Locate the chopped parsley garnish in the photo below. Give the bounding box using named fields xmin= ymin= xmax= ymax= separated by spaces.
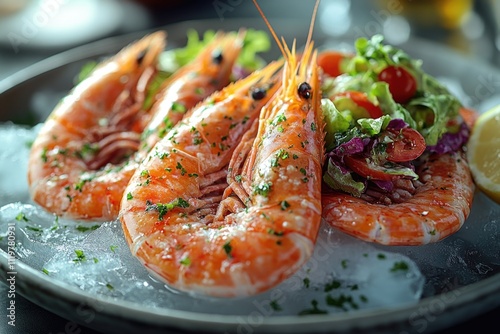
xmin=180 ymin=257 xmax=191 ymax=266
xmin=15 ymin=212 xmax=29 ymax=222
xmin=390 ymin=260 xmax=409 ymax=272
xmin=171 ymin=101 xmax=186 ymax=113
xmin=270 ymin=300 xmax=282 ymax=311
xmin=280 ymin=200 xmax=290 ymax=211
xmin=146 ymin=198 xmax=190 ymax=220
xmin=324 ymin=280 xmax=341 ymax=292
xmin=223 ymin=240 xmax=233 ymax=258
xmin=73 ymin=249 xmax=86 ymax=263
xmin=253 ymin=181 xmax=272 ymax=197
xmin=176 ymin=162 xmax=187 ymax=176
xmin=298 ymin=300 xmax=328 ymax=315
xmin=75 ymin=225 xmax=99 ymax=232
xmin=326 ymin=294 xmax=358 ymax=310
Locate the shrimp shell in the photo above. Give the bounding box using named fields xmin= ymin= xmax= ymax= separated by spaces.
xmin=322 ymin=150 xmax=475 ymax=245
xmin=120 ymin=40 xmax=324 ymax=296
xmin=28 ymin=31 xmax=166 ymax=221
xmin=28 ymin=30 xmax=244 ymax=222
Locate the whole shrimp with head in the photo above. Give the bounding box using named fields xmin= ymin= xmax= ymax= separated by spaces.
xmin=28 ymin=30 xmax=244 ymax=221
xmin=120 ymin=0 xmax=324 ymax=297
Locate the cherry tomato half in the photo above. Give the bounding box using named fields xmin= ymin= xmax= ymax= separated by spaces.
xmin=334 ymin=91 xmax=384 ymax=119
xmin=378 ymin=65 xmax=417 ymax=104
xmin=344 ymin=155 xmax=396 ymax=181
xmin=385 ymin=127 xmax=426 ymax=162
xmin=317 ymin=51 xmax=350 ymax=77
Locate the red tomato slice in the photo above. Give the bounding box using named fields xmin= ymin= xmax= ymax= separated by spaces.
xmin=335 ymin=91 xmax=384 ymax=119
xmin=317 ymin=51 xmax=349 ymax=77
xmin=344 ymin=155 xmax=395 ymax=181
xmin=378 ymin=65 xmax=417 ymax=104
xmin=385 ymin=128 xmax=426 ymax=162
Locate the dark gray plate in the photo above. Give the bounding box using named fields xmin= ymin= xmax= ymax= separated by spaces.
xmin=1 ymin=18 xmax=500 ymax=334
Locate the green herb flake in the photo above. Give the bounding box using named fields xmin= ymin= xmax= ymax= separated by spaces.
xmin=270 ymin=300 xmax=282 ymax=311
xmin=324 ymin=280 xmax=341 ymax=292
xmin=176 ymin=162 xmax=187 ymax=176
xmin=42 ymin=268 xmax=49 ymax=275
xmin=146 ymin=198 xmax=190 ymax=220
xmin=298 ymin=300 xmax=328 ymax=316
xmin=253 ymin=182 xmax=272 ymax=197
xmin=171 ymin=101 xmax=187 ymax=113
xmin=326 ymin=294 xmax=358 ymax=310
xmin=223 ymin=240 xmax=233 ymax=258
xmin=377 ymin=253 xmax=386 ymax=260
xmin=25 ymin=225 xmax=42 ymax=232
xmin=15 ymin=212 xmax=29 ymax=222
xmin=75 ymin=225 xmax=99 ymax=232
xmin=73 ymin=249 xmax=86 ymax=263
xmin=106 ymin=283 xmax=114 ymax=290
xmin=110 ymin=245 xmax=118 ymax=253
xmin=40 ymin=148 xmax=48 ymax=162
xmin=127 ymin=192 xmax=133 ymax=200
xmin=280 ymin=200 xmax=290 ymax=211
xmin=303 ymin=277 xmax=310 ymax=288
xmin=180 ymin=257 xmax=191 ymax=266
xmin=390 ymin=261 xmax=409 ymax=272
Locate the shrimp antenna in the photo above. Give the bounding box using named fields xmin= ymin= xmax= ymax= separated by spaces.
xmin=306 ymin=0 xmax=321 ymax=49
xmin=251 ymin=0 xmax=286 ymax=59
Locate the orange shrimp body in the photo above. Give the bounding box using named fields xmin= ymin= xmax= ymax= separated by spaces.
xmin=322 ymin=150 xmax=475 ymax=245
xmin=141 ymin=31 xmax=245 ymax=153
xmin=28 ymin=32 xmax=166 ymax=221
xmin=120 ymin=38 xmax=324 ymax=296
xmin=28 ymin=31 xmax=244 ymax=222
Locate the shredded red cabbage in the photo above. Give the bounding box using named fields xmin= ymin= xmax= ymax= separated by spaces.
xmin=426 ymin=122 xmax=469 ymax=154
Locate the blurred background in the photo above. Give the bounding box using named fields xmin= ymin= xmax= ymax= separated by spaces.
xmin=1 ymin=0 xmax=500 ymax=333
xmin=0 ymin=0 xmax=499 ymax=82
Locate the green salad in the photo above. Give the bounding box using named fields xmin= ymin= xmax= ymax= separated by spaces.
xmin=319 ymin=35 xmax=469 ymax=199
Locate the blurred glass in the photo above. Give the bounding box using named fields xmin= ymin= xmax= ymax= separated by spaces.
xmin=396 ymin=0 xmax=472 ymax=30
xmin=0 ymin=0 xmax=31 ymax=16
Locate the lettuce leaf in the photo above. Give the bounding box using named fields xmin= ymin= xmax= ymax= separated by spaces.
xmin=158 ymin=29 xmax=270 ymax=75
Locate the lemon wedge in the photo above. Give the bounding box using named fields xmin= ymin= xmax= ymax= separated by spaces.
xmin=466 ymin=105 xmax=500 ymax=204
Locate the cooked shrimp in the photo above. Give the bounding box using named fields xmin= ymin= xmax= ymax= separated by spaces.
xmin=141 ymin=30 xmax=246 ymax=153
xmin=120 ymin=20 xmax=324 ymax=297
xmin=322 ymin=150 xmax=475 ymax=245
xmin=28 ymin=31 xmax=244 ymax=222
xmin=28 ymin=31 xmax=166 ymax=221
